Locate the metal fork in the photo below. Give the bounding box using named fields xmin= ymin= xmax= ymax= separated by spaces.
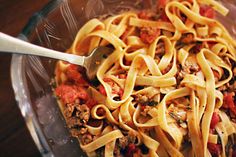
xmin=0 ymin=32 xmax=113 ymax=80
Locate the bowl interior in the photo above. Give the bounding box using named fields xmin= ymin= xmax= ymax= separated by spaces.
xmin=11 ymin=0 xmax=236 ymax=157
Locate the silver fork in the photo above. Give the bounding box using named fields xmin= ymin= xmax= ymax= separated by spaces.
xmin=0 ymin=32 xmax=113 ymax=80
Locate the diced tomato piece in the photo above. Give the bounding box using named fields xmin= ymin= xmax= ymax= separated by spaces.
xmin=160 ymin=11 xmax=170 ymax=22
xmin=86 ymin=98 xmax=97 ymax=109
xmin=121 ymin=28 xmax=131 ymax=41
xmin=102 ymin=77 xmax=123 ymax=98
xmin=210 ymin=112 xmax=220 ymax=129
xmin=111 ymin=88 xmax=124 ymax=98
xmin=111 ymin=85 xmax=123 ymax=98
xmin=138 ymin=10 xmax=152 ymax=20
xmin=223 ymin=93 xmax=236 ymax=115
xmin=87 ymin=119 xmax=102 ymax=127
xmin=96 ymin=108 xmax=105 ymax=116
xmin=208 ymin=41 xmax=217 ymax=48
xmin=138 ymin=11 xmax=149 ymax=20
xmin=103 ymin=78 xmax=115 ymax=87
xmin=55 ymin=85 xmax=81 ymax=104
xmin=200 ymin=5 xmax=215 ymax=19
xmin=118 ymin=74 xmax=127 ymax=79
xmin=98 ymin=85 xmax=107 ymax=96
xmin=140 ymin=27 xmax=160 ymax=44
xmin=76 ymin=86 xmax=89 ymax=100
xmin=125 ymin=144 xmax=137 ymax=157
xmin=212 ymin=70 xmax=220 ymax=80
xmin=207 ymin=143 xmax=221 ymax=157
xmin=157 ymin=0 xmax=169 ymax=10
xmin=193 ymin=43 xmax=203 ymax=53
xmin=103 ymin=77 xmax=114 ymax=83
xmin=66 ymin=64 xmax=87 ymax=85
xmin=55 ymin=84 xmax=88 ymax=104
xmin=141 ymin=105 xmax=146 ymax=111
xmin=118 ymin=88 xmax=124 ymax=98
xmin=125 ymin=59 xmax=132 ymax=66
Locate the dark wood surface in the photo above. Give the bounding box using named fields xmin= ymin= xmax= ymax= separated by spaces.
xmin=0 ymin=0 xmax=50 ymax=156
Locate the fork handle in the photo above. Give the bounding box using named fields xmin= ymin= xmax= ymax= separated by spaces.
xmin=0 ymin=32 xmax=85 ymax=66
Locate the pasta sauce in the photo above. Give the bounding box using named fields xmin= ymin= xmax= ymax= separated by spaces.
xmin=54 ymin=0 xmax=236 ymax=156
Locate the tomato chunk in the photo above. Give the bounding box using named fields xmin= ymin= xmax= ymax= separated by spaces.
xmin=160 ymin=11 xmax=170 ymax=22
xmin=207 ymin=143 xmax=221 ymax=157
xmin=138 ymin=10 xmax=153 ymax=20
xmin=200 ymin=5 xmax=215 ymax=19
xmin=55 ymin=85 xmax=79 ymax=104
xmin=101 ymin=78 xmax=123 ymax=98
xmin=86 ymin=98 xmax=97 ymax=109
xmin=66 ymin=64 xmax=87 ymax=85
xmin=55 ymin=84 xmax=88 ymax=104
xmin=125 ymin=144 xmax=137 ymax=157
xmin=210 ymin=112 xmax=220 ymax=129
xmin=223 ymin=93 xmax=236 ymax=115
xmin=98 ymin=85 xmax=107 ymax=96
xmin=156 ymin=0 xmax=169 ymax=10
xmin=77 ymin=86 xmax=89 ymax=100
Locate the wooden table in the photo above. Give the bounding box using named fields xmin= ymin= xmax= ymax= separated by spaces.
xmin=0 ymin=0 xmax=50 ymax=156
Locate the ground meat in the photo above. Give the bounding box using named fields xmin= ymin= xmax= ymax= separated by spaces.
xmin=162 ymin=63 xmax=172 ymax=74
xmin=176 ymin=33 xmax=195 ymax=49
xmin=95 ymin=147 xmax=105 ymax=157
xmin=180 ymin=33 xmax=194 ymax=44
xmin=219 ymin=82 xmax=236 ymax=93
xmin=183 ymin=64 xmax=200 ymax=74
xmin=117 ymin=131 xmax=137 ymax=151
xmin=74 ymin=104 xmax=90 ymax=123
xmin=176 ymin=69 xmax=185 ymax=83
xmin=128 ymin=131 xmax=137 ymax=144
xmin=140 ymin=27 xmax=160 ymax=44
xmin=155 ymin=41 xmax=165 ymax=55
xmin=133 ymin=149 xmax=142 ymax=157
xmin=118 ymin=136 xmax=129 ymax=149
xmin=81 ymin=133 xmax=93 ymax=145
xmin=177 ymin=57 xmax=200 ymax=76
xmin=79 ymin=127 xmax=88 ymax=135
xmin=135 ymin=94 xmax=159 ymax=107
xmin=140 ymin=106 xmax=152 ymax=117
xmin=207 ymin=143 xmax=222 ymax=157
xmin=156 ymin=0 xmax=169 ymax=11
xmin=64 ymin=103 xmax=90 ymax=128
xmin=124 ymin=143 xmax=138 ymax=157
xmin=189 ymin=42 xmax=204 ymax=53
xmin=67 ymin=117 xmax=83 ymax=128
xmin=138 ymin=10 xmax=157 ymax=20
xmin=135 ymin=94 xmax=149 ymax=104
xmin=114 ymin=145 xmax=122 ymax=157
xmin=64 ymin=103 xmax=75 ymax=118
xmin=103 ymin=78 xmax=124 ymax=98
xmin=70 ymin=128 xmax=81 ymax=138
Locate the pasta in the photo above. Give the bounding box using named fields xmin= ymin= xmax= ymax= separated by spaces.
xmin=54 ymin=0 xmax=236 ymax=156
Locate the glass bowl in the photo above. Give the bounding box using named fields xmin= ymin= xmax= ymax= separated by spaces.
xmin=10 ymin=0 xmax=236 ymax=157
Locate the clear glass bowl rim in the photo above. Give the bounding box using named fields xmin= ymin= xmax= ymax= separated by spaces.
xmin=11 ymin=0 xmax=64 ymax=156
